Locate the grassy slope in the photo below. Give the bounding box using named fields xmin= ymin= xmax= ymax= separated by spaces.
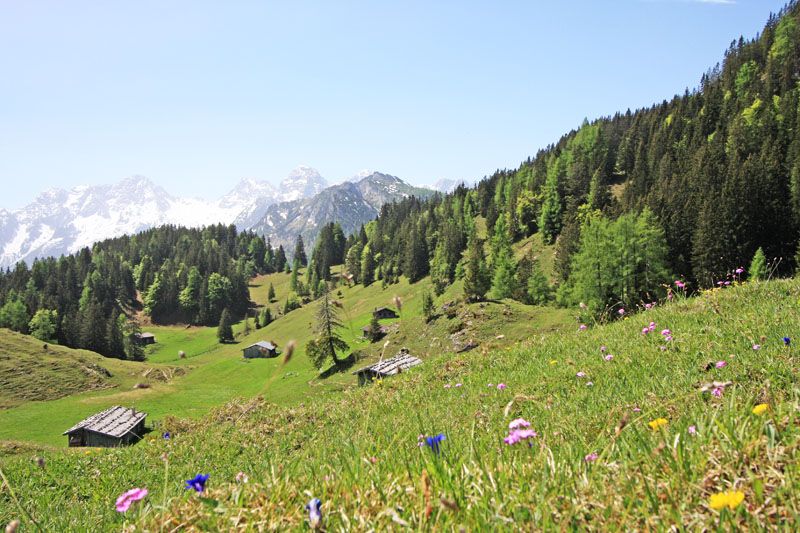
xmin=2 ymin=279 xmax=799 ymax=530
xmin=0 ymin=260 xmax=569 ymax=447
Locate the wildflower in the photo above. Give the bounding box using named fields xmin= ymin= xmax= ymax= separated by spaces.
xmin=115 ymin=488 xmax=148 ymax=513
xmin=604 ymin=354 xmax=614 ymax=361
xmin=648 ymin=322 xmax=656 ymax=332
xmin=162 ymin=432 xmax=170 ymax=440
xmin=548 ymin=359 xmax=557 ymax=365
xmin=752 ymin=344 xmax=761 ymax=350
xmin=688 ymin=425 xmax=697 ymax=435
xmin=455 ymin=383 xmax=462 ymax=388
xmin=600 ymin=345 xmax=607 ymax=352
xmin=235 ymin=472 xmax=249 ymax=483
xmin=712 ymin=387 xmax=723 ymax=398
xmin=444 ymin=384 xmax=451 ymax=389
xmin=306 ymin=498 xmax=323 ymax=529
xmin=579 ymin=324 xmax=587 ymax=331
xmin=34 ymin=456 xmax=45 ymax=469
xmin=576 ymin=371 xmax=586 ymax=378
xmin=648 ymin=418 xmax=668 ymax=430
xmin=424 ymin=433 xmax=446 ymax=455
xmin=783 ymin=337 xmax=791 ymax=346
xmin=645 ymin=303 xmax=652 ymax=310
xmin=632 ymin=406 xmax=641 ymax=412
xmin=642 ymin=327 xmax=649 ymax=335
xmin=735 ymin=267 xmax=744 ymax=275
xmin=497 ymin=383 xmax=507 ymax=390
xmin=659 ymin=345 xmax=667 ymax=351
xmin=661 ymin=329 xmax=671 ymax=337
xmin=508 ymin=418 xmax=531 ymax=430
xmin=584 ymin=452 xmax=598 ymax=462
xmin=504 ymin=429 xmax=538 ymax=445
xmin=185 ymin=474 xmax=209 ymax=493
xmin=709 ymin=490 xmax=744 ymax=511
xmin=369 ymin=456 xmax=378 ymax=464
xmin=417 ymin=434 xmax=425 ymax=447
xmin=586 ymin=381 xmax=594 ymax=387
xmin=618 ymin=308 xmax=625 ymax=316
xmin=752 ymin=403 xmax=769 ymax=415
xmin=724 ymin=281 xmax=731 ymax=286
xmin=715 ymin=361 xmax=727 ymax=369
xmin=675 ymin=280 xmax=685 ymax=289
xmin=487 ymin=383 xmax=494 ymax=387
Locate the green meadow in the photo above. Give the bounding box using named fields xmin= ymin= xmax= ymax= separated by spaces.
xmin=1 ymin=277 xmax=798 ymax=529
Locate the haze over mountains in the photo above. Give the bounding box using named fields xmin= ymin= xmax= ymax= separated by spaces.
xmin=0 ymin=167 xmax=446 ymax=267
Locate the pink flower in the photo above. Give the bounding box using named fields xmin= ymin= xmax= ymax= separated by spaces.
xmin=712 ymin=387 xmax=723 ymax=397
xmin=455 ymin=383 xmax=463 ymax=388
xmin=618 ymin=309 xmax=625 ymax=316
xmin=644 ymin=303 xmax=652 ymax=310
xmin=115 ymin=488 xmax=148 ymax=513
xmin=642 ymin=327 xmax=650 ymax=335
xmin=586 ymin=381 xmax=594 ymax=387
xmin=444 ymin=384 xmax=451 ymax=389
xmin=632 ymin=406 xmax=641 ymax=412
xmin=600 ymin=345 xmax=607 ymax=352
xmin=579 ymin=324 xmax=588 ymax=331
xmin=584 ymin=452 xmax=598 ymax=462
xmin=235 ymin=472 xmax=249 ymax=483
xmin=688 ymin=425 xmax=697 ymax=435
xmin=576 ymin=371 xmax=586 ymax=378
xmin=715 ymin=361 xmax=727 ymax=369
xmin=752 ymin=344 xmax=761 ymax=351
xmin=496 ymin=383 xmax=507 ymax=390
xmin=675 ymin=280 xmax=685 ymax=289
xmin=648 ymin=322 xmax=656 ymax=332
xmin=735 ymin=267 xmax=744 ymax=275
xmin=661 ymin=329 xmax=671 ymax=337
xmin=604 ymin=354 xmax=614 ymax=361
xmin=508 ymin=418 xmax=531 ymax=430
xmin=504 ymin=428 xmax=538 ymax=445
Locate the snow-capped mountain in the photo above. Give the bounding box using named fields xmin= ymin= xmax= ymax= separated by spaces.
xmin=249 ymin=172 xmax=434 ymax=253
xmin=429 ymin=178 xmax=468 ymax=193
xmin=0 ymin=167 xmax=328 ymax=267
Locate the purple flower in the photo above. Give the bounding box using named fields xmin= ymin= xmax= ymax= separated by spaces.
xmin=661 ymin=329 xmax=671 ymax=337
xmin=162 ymin=432 xmax=170 ymax=440
xmin=306 ymin=498 xmax=322 ymax=528
xmin=576 ymin=371 xmax=586 ymax=378
xmin=712 ymin=387 xmax=723 ymax=398
xmin=675 ymin=280 xmax=685 ymax=289
xmin=455 ymin=383 xmax=462 ymax=388
xmin=600 ymin=345 xmax=607 ymax=353
xmin=425 ymin=433 xmax=446 ymax=455
xmin=688 ymin=425 xmax=697 ymax=435
xmin=584 ymin=452 xmax=598 ymax=462
xmin=642 ymin=327 xmax=650 ymax=335
xmin=508 ymin=418 xmax=531 ymax=430
xmin=715 ymin=361 xmax=727 ymax=369
xmin=752 ymin=344 xmax=761 ymax=351
xmin=185 ymin=474 xmax=209 ymax=493
xmin=632 ymin=406 xmax=641 ymax=412
xmin=735 ymin=267 xmax=744 ymax=275
xmin=586 ymin=381 xmax=594 ymax=387
xmin=783 ymin=337 xmax=791 ymax=347
xmin=116 ymin=488 xmax=148 ymax=512
xmin=604 ymin=354 xmax=614 ymax=361
xmin=497 ymin=383 xmax=507 ymax=390
xmin=579 ymin=324 xmax=587 ymax=331
xmin=504 ymin=429 xmax=537 ymax=445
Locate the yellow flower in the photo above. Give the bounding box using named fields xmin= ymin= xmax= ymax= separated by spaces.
xmin=709 ymin=490 xmax=745 ymax=510
xmin=752 ymin=403 xmax=769 ymax=415
xmin=648 ymin=418 xmax=668 ymax=430
xmin=549 ymin=359 xmax=557 ymax=365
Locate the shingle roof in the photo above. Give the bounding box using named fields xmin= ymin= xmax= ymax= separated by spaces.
xmin=353 ymin=354 xmax=422 ymax=377
xmin=63 ymin=406 xmax=147 ymax=438
xmin=248 ymin=341 xmax=276 ymax=350
xmin=138 ymin=332 xmax=155 ymax=339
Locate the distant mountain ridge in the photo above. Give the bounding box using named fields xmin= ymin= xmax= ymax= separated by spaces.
xmin=249 ymin=172 xmax=436 ymax=252
xmin=0 ymin=168 xmax=433 ymax=267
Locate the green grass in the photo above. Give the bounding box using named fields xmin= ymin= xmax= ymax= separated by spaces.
xmin=2 ymin=279 xmax=799 ymax=529
xmin=0 ymin=267 xmax=569 ymax=449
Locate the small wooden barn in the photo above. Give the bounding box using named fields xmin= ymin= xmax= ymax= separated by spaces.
xmin=372 ymin=307 xmax=399 ymax=320
xmin=63 ymin=406 xmax=147 ymax=447
xmin=243 ymin=341 xmax=279 ymax=358
xmin=133 ymin=332 xmax=156 ymax=345
xmin=361 ymin=324 xmax=389 ymax=337
xmin=353 ymin=350 xmax=422 ymax=385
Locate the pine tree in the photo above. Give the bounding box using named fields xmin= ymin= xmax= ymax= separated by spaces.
xmin=307 ymin=287 xmax=348 ymax=368
xmin=267 ymin=283 xmax=276 ymax=302
xmin=490 ymin=214 xmax=516 ymax=299
xmin=367 ymin=313 xmax=382 ymax=342
xmin=294 ymin=235 xmax=307 ymax=267
xmin=106 ymin=311 xmax=125 ymax=358
xmin=463 ymin=230 xmax=490 ymax=301
xmin=217 ymin=308 xmax=234 ymax=343
xmin=421 ymin=290 xmax=435 ymax=322
xmin=749 ymin=246 xmax=767 ymax=280
xmin=539 ymin=170 xmax=562 ymax=244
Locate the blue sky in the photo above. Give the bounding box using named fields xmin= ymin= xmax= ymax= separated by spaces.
xmin=0 ymin=0 xmax=788 ymax=208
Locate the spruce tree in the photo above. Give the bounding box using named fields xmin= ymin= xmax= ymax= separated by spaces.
xmin=539 ymin=171 xmax=562 ymax=244
xmin=463 ymin=230 xmax=490 ymax=301
xmin=294 ymin=235 xmax=308 ymax=267
xmin=308 ymin=286 xmax=348 ymax=367
xmin=749 ymin=247 xmax=767 ymax=280
xmin=421 ymin=290 xmax=435 ymax=322
xmin=267 ymin=283 xmax=276 ymax=302
xmin=217 ymin=308 xmax=234 ymax=343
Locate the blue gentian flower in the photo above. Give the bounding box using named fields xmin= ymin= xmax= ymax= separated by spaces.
xmin=784 ymin=337 xmax=791 ymax=346
xmin=425 ymin=433 xmax=446 ymax=455
xmin=185 ymin=474 xmax=209 ymax=492
xmin=162 ymin=431 xmax=171 ymax=439
xmin=306 ymin=497 xmax=322 ymax=528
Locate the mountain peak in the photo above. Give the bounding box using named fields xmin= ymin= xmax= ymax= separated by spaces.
xmin=279 ymin=166 xmax=328 ymax=202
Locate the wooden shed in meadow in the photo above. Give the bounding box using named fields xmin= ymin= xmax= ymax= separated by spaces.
xmin=372 ymin=307 xmax=399 ymax=320
xmin=133 ymin=332 xmax=156 ymax=345
xmin=243 ymin=341 xmax=279 ymax=358
xmin=63 ymin=406 xmax=147 ymax=447
xmin=353 ymin=350 xmax=422 ymax=385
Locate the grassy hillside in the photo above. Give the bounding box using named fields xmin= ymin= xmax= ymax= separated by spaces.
xmin=2 ymin=278 xmax=798 ymax=530
xmin=0 ymin=264 xmax=569 ymax=447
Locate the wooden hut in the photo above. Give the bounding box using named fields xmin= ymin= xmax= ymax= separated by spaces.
xmin=372 ymin=307 xmax=399 ymax=319
xmin=63 ymin=406 xmax=147 ymax=447
xmin=243 ymin=341 xmax=279 ymax=358
xmin=353 ymin=350 xmax=422 ymax=385
xmin=133 ymin=332 xmax=156 ymax=345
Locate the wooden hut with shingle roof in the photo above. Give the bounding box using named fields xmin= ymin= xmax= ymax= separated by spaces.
xmin=63 ymin=406 xmax=147 ymax=447
xmin=352 ymin=349 xmax=422 ymax=385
